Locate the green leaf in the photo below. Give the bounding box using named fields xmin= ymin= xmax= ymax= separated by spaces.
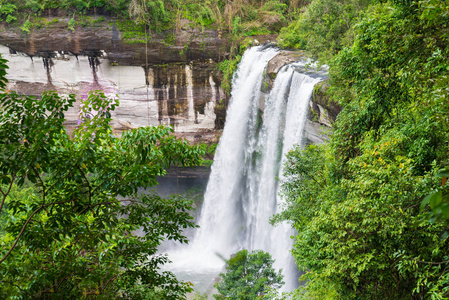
xmin=435 ymin=169 xmax=449 ymax=177
xmin=429 ymin=191 xmax=443 ymax=209
xmin=421 ymin=193 xmax=432 ymax=211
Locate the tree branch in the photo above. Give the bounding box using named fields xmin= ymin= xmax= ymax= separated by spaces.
xmin=77 ymin=198 xmax=141 ymax=215
xmin=0 ymin=199 xmax=73 ymax=264
xmin=30 ymin=165 xmax=46 ymax=206
xmin=0 ymin=175 xmax=15 ymax=214
xmin=55 ymin=273 xmax=72 ymax=292
xmin=415 ymin=259 xmax=449 ymax=265
xmin=76 ymin=165 xmax=92 ymax=207
xmin=0 ymin=280 xmax=25 ymax=292
xmin=101 ymin=274 xmax=119 ymax=292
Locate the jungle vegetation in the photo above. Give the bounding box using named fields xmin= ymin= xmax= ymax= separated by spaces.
xmin=214 ymin=250 xmax=284 ymax=300
xmin=274 ymin=0 xmax=449 ymax=298
xmin=0 ymin=0 xmax=448 ymax=298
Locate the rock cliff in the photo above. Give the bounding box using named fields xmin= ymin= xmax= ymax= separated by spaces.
xmin=265 ymin=51 xmax=339 ymax=145
xmin=0 ymin=17 xmax=229 ymax=143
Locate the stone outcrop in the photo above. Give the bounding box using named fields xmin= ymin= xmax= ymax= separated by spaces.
xmin=262 ymin=50 xmax=305 ymax=92
xmin=303 ymin=119 xmax=330 ymax=144
xmin=304 ymin=80 xmax=343 ymax=144
xmin=0 ymin=18 xmax=231 ymax=144
xmin=265 ymin=51 xmax=336 ymax=145
xmin=266 ymin=50 xmax=305 ymax=79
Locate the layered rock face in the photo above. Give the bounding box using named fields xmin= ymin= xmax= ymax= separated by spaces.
xmin=0 ymin=18 xmax=228 ymax=143
xmin=265 ymin=51 xmax=339 ymax=145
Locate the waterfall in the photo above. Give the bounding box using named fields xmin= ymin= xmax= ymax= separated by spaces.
xmin=164 ymin=45 xmax=324 ymax=293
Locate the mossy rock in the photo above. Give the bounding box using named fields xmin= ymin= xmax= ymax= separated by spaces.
xmin=312 ymin=80 xmax=341 ymax=124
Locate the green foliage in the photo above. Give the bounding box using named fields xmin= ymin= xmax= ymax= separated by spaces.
xmin=278 ymin=0 xmax=372 ymax=61
xmin=20 ymin=19 xmax=33 ymax=33
xmin=201 ymin=159 xmax=213 ymax=168
xmin=421 ymin=168 xmax=449 ymax=233
xmin=217 ymin=56 xmax=241 ymax=95
xmin=0 ymin=56 xmax=8 ymax=89
xmin=0 ymin=2 xmax=17 ymax=23
xmin=206 ymin=142 xmax=218 ymax=156
xmin=68 ymin=16 xmax=77 ymax=32
xmin=276 ymin=0 xmax=449 ymax=298
xmin=116 ymin=20 xmax=147 ymax=44
xmin=0 ymin=0 xmax=298 ymax=33
xmin=181 ymin=2 xmax=216 ymax=28
xmin=0 ymin=64 xmax=206 ymax=298
xmin=279 ymin=144 xmax=448 ymax=299
xmin=214 ymin=249 xmax=284 ymax=300
xmin=128 ymin=0 xmax=171 ymax=31
xmin=192 ymin=291 xmax=208 ymax=300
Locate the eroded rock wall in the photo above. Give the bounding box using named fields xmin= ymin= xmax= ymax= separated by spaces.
xmin=0 ymin=19 xmax=229 ymax=143
xmin=265 ymin=51 xmax=336 ymax=145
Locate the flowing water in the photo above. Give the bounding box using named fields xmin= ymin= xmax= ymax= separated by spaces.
xmin=164 ymin=45 xmax=324 ymax=295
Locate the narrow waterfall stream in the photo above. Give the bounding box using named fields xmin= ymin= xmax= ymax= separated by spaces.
xmin=164 ymin=45 xmax=325 ymax=295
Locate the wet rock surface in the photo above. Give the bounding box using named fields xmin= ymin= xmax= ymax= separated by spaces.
xmin=303 ymin=119 xmax=330 ymax=145
xmin=311 ymin=80 xmax=341 ymax=126
xmin=0 ymin=21 xmax=231 ymax=143
xmin=0 ymin=18 xmax=231 ymax=144
xmin=266 ymin=50 xmax=306 ymax=79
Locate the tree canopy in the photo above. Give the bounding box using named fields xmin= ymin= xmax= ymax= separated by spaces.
xmin=0 ymin=55 xmax=206 ymax=298
xmin=214 ymin=249 xmax=284 ymax=300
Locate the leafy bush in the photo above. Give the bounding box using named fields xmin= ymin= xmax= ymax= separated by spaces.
xmin=214 ymin=250 xmax=284 ymax=299
xmin=278 ymin=0 xmax=372 ymax=61
xmin=68 ymin=17 xmax=77 ymax=31
xmin=0 ymin=3 xmax=17 ymax=23
xmin=20 ymin=19 xmax=32 ymax=33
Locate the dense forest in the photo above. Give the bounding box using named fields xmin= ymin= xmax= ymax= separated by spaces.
xmin=0 ymin=0 xmax=448 ymax=299
xmin=276 ymin=0 xmax=449 ymax=299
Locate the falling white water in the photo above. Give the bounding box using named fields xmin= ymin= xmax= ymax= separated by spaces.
xmin=164 ymin=46 xmax=324 ymax=294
